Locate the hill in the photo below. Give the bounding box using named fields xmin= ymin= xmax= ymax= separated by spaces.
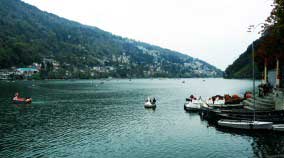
xmin=0 ymin=0 xmax=223 ymax=78
xmin=225 ymin=0 xmax=283 ymax=79
xmin=224 ymin=40 xmax=261 ymax=79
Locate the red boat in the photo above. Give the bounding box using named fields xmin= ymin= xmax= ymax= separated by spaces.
xmin=13 ymin=98 xmax=32 ymax=104
xmin=12 ymin=92 xmax=32 ymax=104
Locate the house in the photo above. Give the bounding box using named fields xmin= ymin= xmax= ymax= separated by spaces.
xmin=0 ymin=69 xmax=14 ymax=80
xmin=16 ymin=68 xmax=39 ymax=77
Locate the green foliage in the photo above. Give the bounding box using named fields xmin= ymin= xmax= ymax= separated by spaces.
xmin=225 ymin=0 xmax=284 ymax=79
xmin=32 ymin=73 xmax=41 ymax=80
xmin=0 ymin=0 xmax=223 ymax=78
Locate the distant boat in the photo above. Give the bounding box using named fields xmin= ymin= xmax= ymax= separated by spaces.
xmin=13 ymin=98 xmax=32 ymax=104
xmin=218 ymin=119 xmax=273 ymax=130
xmin=144 ymin=97 xmax=156 ymax=109
xmin=182 ymin=81 xmax=185 ymax=83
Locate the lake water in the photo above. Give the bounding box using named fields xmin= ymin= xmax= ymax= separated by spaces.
xmin=1 ymin=78 xmax=284 ymax=158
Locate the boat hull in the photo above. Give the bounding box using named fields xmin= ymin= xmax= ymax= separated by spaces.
xmin=144 ymin=105 xmax=156 ymax=109
xmin=218 ymin=119 xmax=273 ymax=130
xmin=272 ymin=124 xmax=284 ymax=131
xmin=144 ymin=102 xmax=156 ymax=109
xmin=184 ymin=103 xmax=200 ymax=112
xmin=199 ymin=103 xmax=244 ymax=122
xmin=13 ymin=98 xmax=32 ymax=104
xmin=200 ymin=104 xmax=284 ymax=123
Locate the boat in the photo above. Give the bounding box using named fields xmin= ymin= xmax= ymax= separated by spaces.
xmin=218 ymin=119 xmax=273 ymax=130
xmin=144 ymin=97 xmax=156 ymax=109
xmin=205 ymin=95 xmax=242 ymax=106
xmin=13 ymin=97 xmax=32 ymax=104
xmin=217 ymin=44 xmax=274 ymax=130
xmin=224 ymin=94 xmax=243 ymax=104
xmin=272 ymin=124 xmax=284 ymax=131
xmin=199 ymin=98 xmax=244 ymax=121
xmin=205 ymin=97 xmax=225 ymax=106
xmin=201 ymin=108 xmax=284 ymax=123
xmin=208 ymin=103 xmax=243 ymax=109
xmin=184 ymin=99 xmax=202 ymax=112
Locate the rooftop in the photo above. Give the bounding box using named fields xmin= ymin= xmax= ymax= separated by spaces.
xmin=17 ymin=68 xmax=38 ymax=72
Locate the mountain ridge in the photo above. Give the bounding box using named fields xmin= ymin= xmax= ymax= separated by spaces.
xmin=0 ymin=0 xmax=223 ymax=78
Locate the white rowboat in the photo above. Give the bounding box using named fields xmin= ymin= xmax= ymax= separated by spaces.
xmin=184 ymin=99 xmax=202 ymax=112
xmin=272 ymin=124 xmax=284 ymax=131
xmin=144 ymin=101 xmax=156 ymax=108
xmin=218 ymin=119 xmax=273 ymax=130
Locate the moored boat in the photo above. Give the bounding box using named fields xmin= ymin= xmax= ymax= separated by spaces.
xmin=216 ymin=109 xmax=284 ymax=123
xmin=218 ymin=119 xmax=273 ymax=130
xmin=272 ymin=124 xmax=284 ymax=131
xmin=184 ymin=99 xmax=202 ymax=112
xmin=184 ymin=95 xmax=202 ymax=112
xmin=200 ymin=107 xmax=284 ymax=123
xmin=205 ymin=94 xmax=243 ymax=106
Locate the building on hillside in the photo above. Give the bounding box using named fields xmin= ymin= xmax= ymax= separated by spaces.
xmin=257 ymin=53 xmax=284 ymax=110
xmin=42 ymin=58 xmax=60 ymax=71
xmin=0 ymin=69 xmax=14 ymax=80
xmin=31 ymin=63 xmax=41 ymax=70
xmin=16 ymin=68 xmax=39 ymax=77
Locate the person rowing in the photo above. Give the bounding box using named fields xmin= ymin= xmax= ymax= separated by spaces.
xmin=13 ymin=92 xmax=32 ymax=104
xmin=13 ymin=92 xmax=25 ymax=101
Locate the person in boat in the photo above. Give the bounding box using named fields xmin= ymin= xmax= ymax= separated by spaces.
xmin=13 ymin=92 xmax=25 ymax=102
xmin=258 ymin=84 xmax=264 ymax=97
xmin=190 ymin=95 xmax=194 ymax=99
xmin=13 ymin=92 xmax=32 ymax=103
xmin=152 ymin=97 xmax=156 ymax=104
xmin=189 ymin=95 xmax=196 ymax=101
xmin=265 ymin=82 xmax=273 ymax=96
xmin=244 ymin=91 xmax=253 ymax=99
xmin=212 ymin=96 xmax=216 ymax=104
xmin=146 ymin=97 xmax=150 ymax=102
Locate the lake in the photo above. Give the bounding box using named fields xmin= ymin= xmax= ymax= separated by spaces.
xmin=1 ymin=78 xmax=284 ymax=158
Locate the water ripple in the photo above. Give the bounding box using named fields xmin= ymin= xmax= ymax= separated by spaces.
xmin=0 ymin=79 xmax=282 ymax=158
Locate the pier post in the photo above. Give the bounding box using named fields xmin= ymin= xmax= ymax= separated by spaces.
xmin=262 ymin=58 xmax=268 ymax=84
xmin=276 ymin=58 xmax=280 ymax=88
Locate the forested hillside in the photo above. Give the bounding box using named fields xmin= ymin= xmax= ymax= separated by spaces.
xmin=225 ymin=0 xmax=283 ymax=79
xmin=225 ymin=41 xmax=261 ymax=79
xmin=0 ymin=0 xmax=223 ymax=78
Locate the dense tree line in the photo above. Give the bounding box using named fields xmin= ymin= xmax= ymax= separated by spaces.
xmin=0 ymin=0 xmax=222 ymax=78
xmin=225 ymin=0 xmax=284 ymax=79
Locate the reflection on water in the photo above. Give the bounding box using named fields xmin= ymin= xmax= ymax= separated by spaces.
xmin=0 ymin=78 xmax=283 ymax=158
xmin=213 ymin=126 xmax=284 ymax=157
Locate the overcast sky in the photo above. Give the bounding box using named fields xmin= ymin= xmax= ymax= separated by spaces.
xmin=22 ymin=0 xmax=273 ymax=70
